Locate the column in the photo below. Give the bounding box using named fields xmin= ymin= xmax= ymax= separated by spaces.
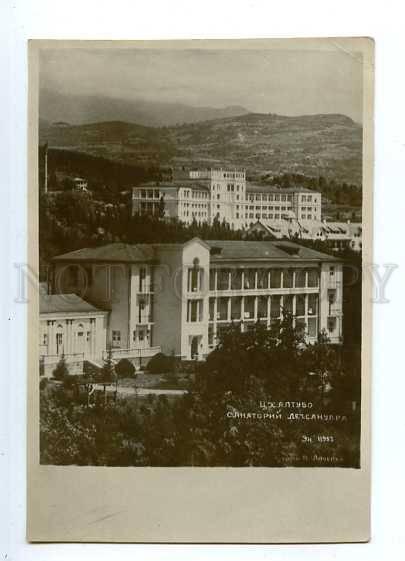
xmin=267 ymin=296 xmax=271 ymax=327
xmin=49 ymin=321 xmax=55 ymax=355
xmin=254 ymin=296 xmax=258 ymax=321
xmin=241 ymin=297 xmax=245 ymax=332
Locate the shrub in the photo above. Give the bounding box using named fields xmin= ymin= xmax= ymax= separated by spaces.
xmin=115 ymin=358 xmax=136 ymax=379
xmin=146 ymin=352 xmax=175 ymax=374
xmin=39 ymin=377 xmax=48 ymax=391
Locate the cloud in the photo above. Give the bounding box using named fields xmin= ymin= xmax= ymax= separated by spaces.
xmin=40 ymin=46 xmax=362 ymax=121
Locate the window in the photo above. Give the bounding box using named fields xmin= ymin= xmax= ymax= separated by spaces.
xmin=257 ymin=296 xmax=268 ymax=319
xmin=283 ymin=295 xmax=293 ymax=315
xmin=257 ymin=269 xmax=269 ymax=289
xmin=187 ymin=264 xmax=201 ymax=292
xmin=231 ymin=297 xmax=242 ymax=320
xmin=217 ymin=269 xmax=230 ymax=291
xmin=270 ymin=269 xmax=282 ymax=288
xmin=307 ymin=317 xmax=317 ymax=338
xmin=56 ymin=326 xmax=63 ymax=354
xmin=210 ymin=269 xmax=216 ymax=290
xmin=244 ymin=296 xmax=255 ymax=319
xmin=217 ymin=297 xmax=229 ymax=320
xmin=112 ymin=330 xmax=121 ymax=348
xmin=231 ymin=269 xmax=242 ymax=290
xmin=295 ymin=270 xmax=306 ymax=288
xmin=308 ymin=294 xmax=318 ymax=316
xmin=283 ymin=269 xmax=294 ymax=288
xmin=244 ymin=269 xmax=256 ymax=290
xmin=270 ymin=295 xmax=281 ymax=319
xmin=307 ymin=269 xmax=319 ymax=287
xmin=187 ymin=299 xmax=203 ymax=322
xmin=328 ymin=289 xmax=336 ymax=314
xmin=327 ymin=317 xmax=337 ymax=332
xmin=139 ymin=267 xmax=146 ymax=291
xmin=296 ymin=295 xmax=306 ymax=317
xmin=209 ymin=298 xmax=215 ymax=321
xmin=42 ymin=333 xmax=48 ymax=346
xmin=208 ymin=325 xmax=214 ymax=347
xmin=329 ymin=266 xmax=335 ymax=276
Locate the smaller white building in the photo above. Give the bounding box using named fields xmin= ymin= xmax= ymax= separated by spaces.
xmin=39 ymin=293 xmax=108 ymax=377
xmin=73 ymin=177 xmax=88 ymax=192
xmin=249 ymin=218 xmax=362 ymax=251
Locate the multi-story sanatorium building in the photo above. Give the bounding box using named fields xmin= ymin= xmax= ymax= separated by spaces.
xmin=132 ymin=169 xmax=322 ymax=229
xmin=40 ymin=238 xmax=343 ymax=375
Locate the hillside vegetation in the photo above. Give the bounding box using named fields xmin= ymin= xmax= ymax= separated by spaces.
xmin=40 ymin=112 xmax=362 ymax=185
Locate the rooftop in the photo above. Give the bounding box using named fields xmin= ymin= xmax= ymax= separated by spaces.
xmin=246 ymin=183 xmax=320 ymax=194
xmin=52 ymin=239 xmax=338 ymax=265
xmin=40 ymin=293 xmax=104 ymax=314
xmin=53 ymin=243 xmax=156 ymax=263
xmin=206 ymin=240 xmax=338 ymax=262
xmin=135 ymin=180 xmax=210 ymax=192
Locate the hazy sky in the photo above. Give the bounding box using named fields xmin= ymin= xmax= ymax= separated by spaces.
xmin=40 ymin=47 xmax=363 ymax=122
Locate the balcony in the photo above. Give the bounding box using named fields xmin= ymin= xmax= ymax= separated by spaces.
xmin=137 ymin=314 xmax=154 ymax=325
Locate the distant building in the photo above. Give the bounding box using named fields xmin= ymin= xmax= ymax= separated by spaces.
xmin=44 ymin=238 xmax=343 ymax=374
xmin=248 ymin=218 xmax=362 ymax=251
xmin=73 ymin=177 xmax=88 ymax=192
xmin=132 ymin=168 xmax=322 ymax=229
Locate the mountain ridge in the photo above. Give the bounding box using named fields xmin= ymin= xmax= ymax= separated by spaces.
xmin=39 ymin=111 xmax=362 ymax=185
xmin=39 ymin=89 xmax=250 ymax=127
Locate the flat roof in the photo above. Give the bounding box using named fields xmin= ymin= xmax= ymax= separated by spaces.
xmin=40 ymin=293 xmax=105 ymax=314
xmin=135 ymin=180 xmax=210 ymax=192
xmin=246 ymin=183 xmax=320 ymax=194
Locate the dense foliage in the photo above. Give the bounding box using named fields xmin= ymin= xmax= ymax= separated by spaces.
xmin=39 ymin=190 xmax=244 ymax=278
xmin=40 ymin=317 xmax=360 ymax=467
xmin=260 ymin=172 xmax=362 ymax=207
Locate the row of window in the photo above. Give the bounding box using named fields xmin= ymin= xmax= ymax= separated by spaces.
xmin=208 ymin=294 xmax=319 ymax=322
xmin=41 ymin=328 xmax=92 ymax=347
xmin=182 ymin=190 xmax=210 ymax=199
xmin=139 ymin=189 xmax=160 ymax=199
xmin=248 ymin=194 xmax=293 ymax=202
xmin=212 ymin=172 xmax=245 ymax=180
xmin=248 ymin=205 xmax=290 ymax=211
xmin=111 ymin=328 xmax=152 ymax=347
xmin=209 ymin=268 xmax=319 ymax=291
xmin=208 ymin=315 xmax=321 ymax=345
xmin=182 ymin=202 xmax=209 ymax=209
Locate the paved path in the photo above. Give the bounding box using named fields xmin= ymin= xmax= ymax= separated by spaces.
xmin=93 ymin=384 xmax=187 ymax=396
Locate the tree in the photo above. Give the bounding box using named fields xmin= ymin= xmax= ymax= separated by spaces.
xmin=115 ymin=358 xmax=136 ymax=379
xmin=158 ymin=196 xmax=165 ymax=219
xmin=53 ymin=354 xmax=69 ymax=381
xmin=100 ymin=348 xmax=116 ymax=384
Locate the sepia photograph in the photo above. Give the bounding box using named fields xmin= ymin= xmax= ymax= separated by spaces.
xmin=36 ymin=41 xmax=365 ymax=469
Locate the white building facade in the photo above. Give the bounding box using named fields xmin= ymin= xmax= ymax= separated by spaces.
xmin=46 ymin=239 xmax=343 ymax=369
xmin=39 ymin=293 xmax=108 ymax=377
xmin=132 ymin=169 xmax=321 ymax=229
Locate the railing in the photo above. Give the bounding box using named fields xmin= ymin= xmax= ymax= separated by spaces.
xmin=137 ymin=314 xmax=154 ymax=324
xmin=39 ymin=352 xmax=84 ymax=365
xmin=329 ymin=304 xmax=343 ymax=317
xmin=102 ymin=346 xmax=161 ymax=361
xmin=137 ymin=284 xmax=154 ymax=294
